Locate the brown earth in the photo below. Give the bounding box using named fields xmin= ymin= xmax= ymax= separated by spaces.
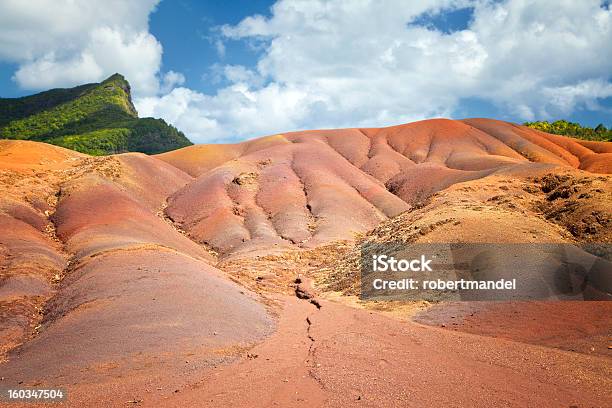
xmin=0 ymin=118 xmax=610 ymax=407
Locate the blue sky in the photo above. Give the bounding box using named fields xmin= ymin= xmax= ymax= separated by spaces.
xmin=0 ymin=1 xmax=610 ymax=143
xmin=149 ymin=0 xmax=273 ymax=95
xmin=0 ymin=1 xmax=274 ymax=98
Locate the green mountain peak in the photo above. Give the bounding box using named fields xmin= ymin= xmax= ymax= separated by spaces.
xmin=0 ymin=74 xmax=192 ymax=155
xmin=103 ymin=73 xmax=128 ymax=83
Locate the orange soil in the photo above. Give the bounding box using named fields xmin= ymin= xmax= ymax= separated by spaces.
xmin=0 ymin=119 xmax=610 ymax=407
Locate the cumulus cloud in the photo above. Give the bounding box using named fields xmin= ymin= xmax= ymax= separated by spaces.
xmin=160 ymin=70 xmax=186 ymax=94
xmin=2 ymin=0 xmax=611 ymax=143
xmin=0 ymin=0 xmax=164 ymax=97
xmin=543 ymin=79 xmax=612 ymax=114
xmin=14 ymin=27 xmax=162 ymax=95
xmin=136 ymin=0 xmax=612 ymax=143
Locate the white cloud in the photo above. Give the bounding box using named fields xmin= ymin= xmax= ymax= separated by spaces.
xmin=135 ymin=0 xmax=612 ymax=143
xmin=543 ymin=79 xmax=612 ymax=114
xmin=13 ymin=52 xmax=104 ymax=90
xmin=160 ymin=70 xmax=186 ymax=94
xmin=2 ymin=0 xmax=611 ymax=143
xmin=14 ymin=27 xmax=163 ymax=96
xmin=137 ymin=82 xmax=322 ymax=142
xmin=0 ymin=0 xmax=164 ymax=97
xmin=214 ymin=39 xmax=226 ymax=58
xmin=223 ymin=65 xmax=263 ymax=86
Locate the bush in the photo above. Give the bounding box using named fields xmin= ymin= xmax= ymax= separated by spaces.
xmin=524 ymin=120 xmax=611 ymax=142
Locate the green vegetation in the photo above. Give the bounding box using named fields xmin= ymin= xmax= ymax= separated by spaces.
xmin=524 ymin=120 xmax=611 ymax=142
xmin=0 ymin=74 xmax=192 ymax=155
xmin=48 ymin=128 xmax=130 ymax=156
xmin=0 ymin=83 xmax=98 ymax=127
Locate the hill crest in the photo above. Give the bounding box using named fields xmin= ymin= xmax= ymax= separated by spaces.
xmin=0 ymin=74 xmax=191 ymax=155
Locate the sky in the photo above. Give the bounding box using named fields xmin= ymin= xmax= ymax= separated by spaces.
xmin=0 ymin=0 xmax=610 ymax=143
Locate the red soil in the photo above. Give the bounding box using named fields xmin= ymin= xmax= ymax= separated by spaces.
xmin=159 ymin=119 xmax=611 ymax=259
xmin=0 ymin=119 xmax=610 ymax=407
xmin=7 ymin=295 xmax=609 ymax=407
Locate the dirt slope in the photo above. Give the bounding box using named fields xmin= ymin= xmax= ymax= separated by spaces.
xmin=158 ymin=119 xmax=611 ymax=259
xmin=0 ymin=140 xmax=272 ymax=377
xmin=0 ymin=118 xmax=610 ymax=407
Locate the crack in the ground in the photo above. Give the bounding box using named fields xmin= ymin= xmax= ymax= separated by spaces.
xmin=294 ymin=277 xmax=322 ymax=309
xmin=293 ymin=276 xmax=325 ymax=390
xmin=305 ymin=315 xmax=316 ymax=367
